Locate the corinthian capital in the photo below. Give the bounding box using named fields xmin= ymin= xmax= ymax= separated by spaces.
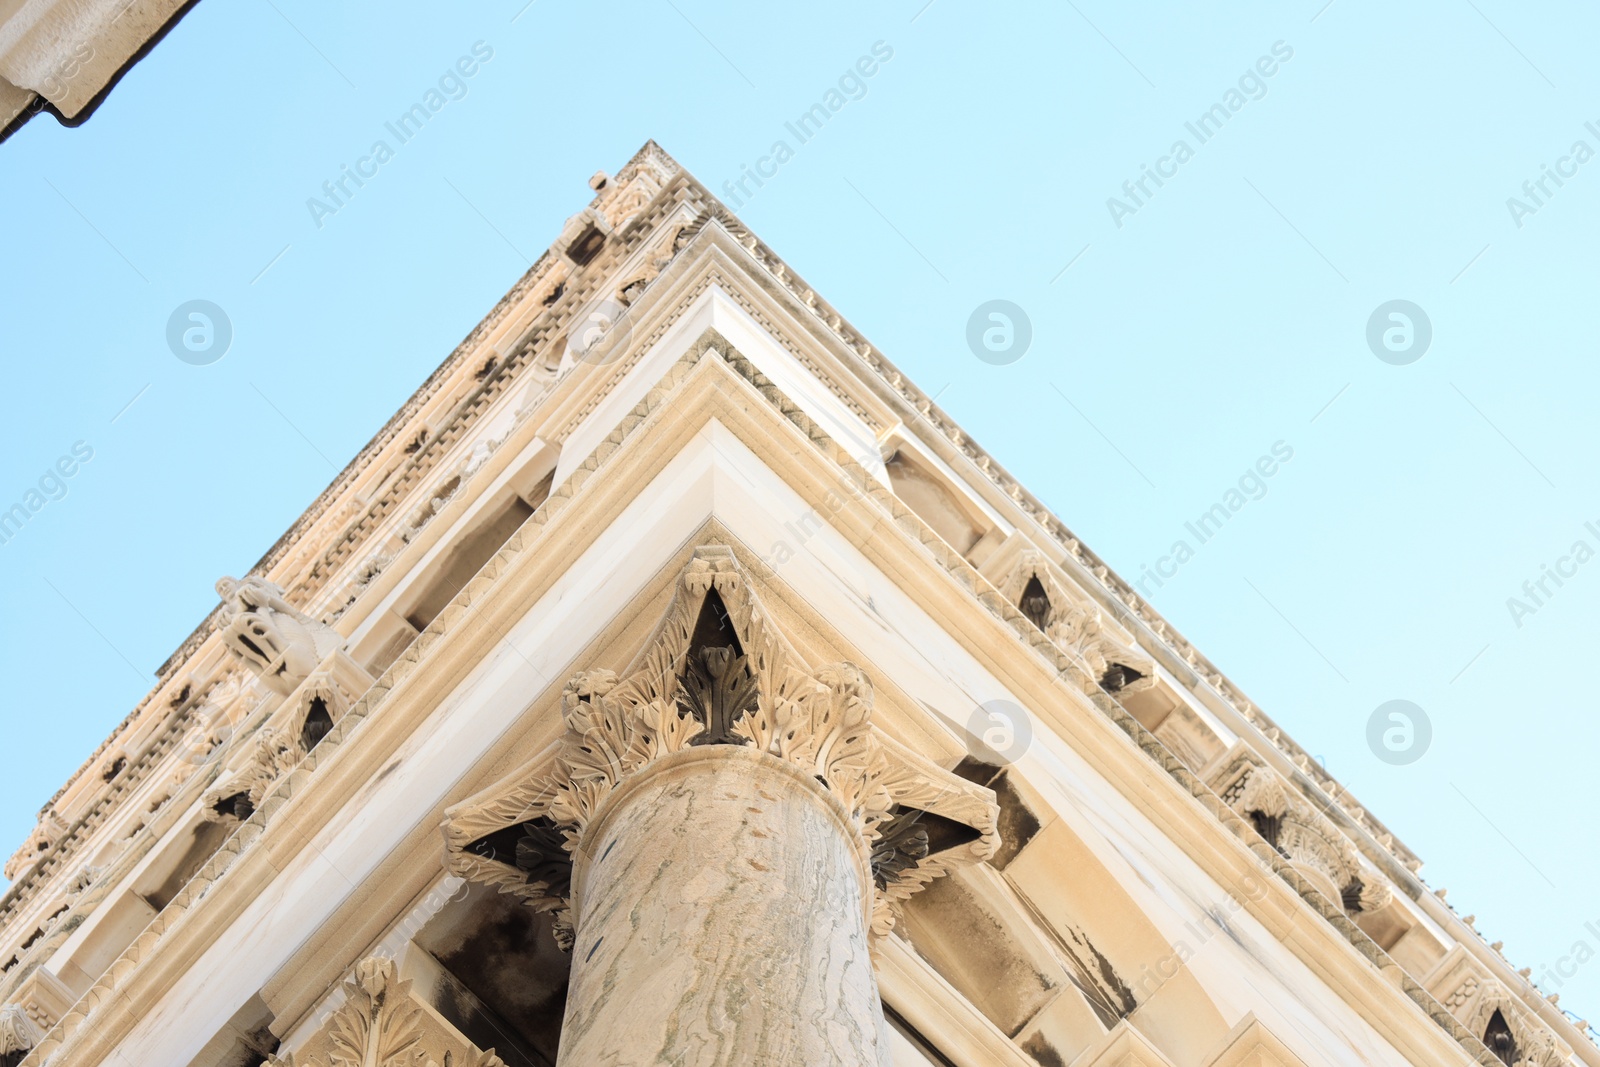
xmin=268 ymin=956 xmax=506 ymax=1067
xmin=443 ymin=545 xmax=998 ymax=943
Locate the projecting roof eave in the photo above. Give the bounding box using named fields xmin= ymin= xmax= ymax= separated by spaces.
xmin=0 ymin=0 xmax=200 ymax=143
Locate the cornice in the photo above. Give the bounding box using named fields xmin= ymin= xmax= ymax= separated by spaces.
xmin=20 ymin=142 xmax=1390 ymax=890
xmin=675 ymin=205 xmax=1423 ymax=874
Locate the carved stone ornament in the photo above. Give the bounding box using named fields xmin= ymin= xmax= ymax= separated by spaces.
xmin=1000 ymin=550 xmax=1155 ymax=696
xmin=286 ymin=674 xmax=345 ymax=752
xmin=198 ymin=648 xmax=367 ymax=823
xmin=1233 ymin=765 xmax=1289 ymax=819
xmin=1452 ymin=978 xmax=1570 ymax=1067
xmin=0 ymin=1003 xmax=42 ymax=1061
xmin=442 ymin=545 xmax=999 ymax=945
xmin=202 ymin=728 xmax=300 ymax=822
xmin=615 ymin=221 xmax=688 ymax=307
xmin=172 ymin=671 xmax=253 ymax=788
xmin=65 ymin=863 xmax=103 ymax=897
xmin=3 ymin=812 xmax=68 ymax=882
xmin=268 ymin=956 xmax=505 ymax=1067
xmin=215 ymin=575 xmax=345 ymax=697
xmin=1217 ymin=757 xmax=1393 ymax=915
xmin=593 ymin=146 xmax=675 ymax=232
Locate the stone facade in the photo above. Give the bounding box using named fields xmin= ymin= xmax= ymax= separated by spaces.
xmin=0 ymin=142 xmax=1591 ymax=1067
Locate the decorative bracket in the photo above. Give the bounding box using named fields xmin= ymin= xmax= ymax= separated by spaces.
xmin=1000 ymin=549 xmax=1155 ymax=696
xmin=1214 ymin=755 xmax=1391 ymax=915
xmin=202 ymin=652 xmax=371 ymax=823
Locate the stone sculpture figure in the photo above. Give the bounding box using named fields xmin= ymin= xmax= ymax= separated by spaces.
xmin=215 ymin=576 xmax=344 ymax=696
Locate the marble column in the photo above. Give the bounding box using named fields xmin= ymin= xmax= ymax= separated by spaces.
xmin=441 ymin=549 xmax=998 ymax=1067
xmin=556 ymin=745 xmax=888 ymax=1066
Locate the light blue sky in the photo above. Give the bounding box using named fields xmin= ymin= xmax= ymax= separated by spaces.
xmin=2 ymin=0 xmax=1596 ymax=1026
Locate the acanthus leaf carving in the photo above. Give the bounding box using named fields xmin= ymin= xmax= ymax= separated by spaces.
xmin=1000 ymin=550 xmax=1155 ymax=696
xmin=870 ymin=809 xmax=930 ymax=887
xmin=280 ymin=957 xmax=506 ymax=1067
xmin=201 ymin=728 xmax=299 ymax=822
xmin=1451 ymin=979 xmax=1570 ymax=1067
xmin=680 ymin=646 xmax=758 ymax=747
xmin=441 ymin=545 xmax=998 ymax=944
xmin=1234 ymin=765 xmax=1289 ymax=819
xmin=326 ymin=957 xmax=426 ymax=1067
xmin=1216 ymin=756 xmax=1395 ymax=918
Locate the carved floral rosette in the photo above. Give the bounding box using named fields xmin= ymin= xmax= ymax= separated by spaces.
xmin=999 ymin=549 xmax=1155 ymax=696
xmin=442 ymin=546 xmax=999 ymax=946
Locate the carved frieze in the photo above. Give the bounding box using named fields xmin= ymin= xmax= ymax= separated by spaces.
xmin=396 ymin=476 xmax=462 ymax=546
xmin=170 ymin=672 xmax=254 ymax=792
xmin=63 ymin=863 xmax=102 ymax=898
xmin=442 ymin=546 xmax=999 ymax=944
xmin=615 ymin=220 xmax=688 ymax=308
xmin=3 ymin=813 xmax=67 ymax=883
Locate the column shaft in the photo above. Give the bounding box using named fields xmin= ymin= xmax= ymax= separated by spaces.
xmin=556 ymin=746 xmax=888 ymax=1067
